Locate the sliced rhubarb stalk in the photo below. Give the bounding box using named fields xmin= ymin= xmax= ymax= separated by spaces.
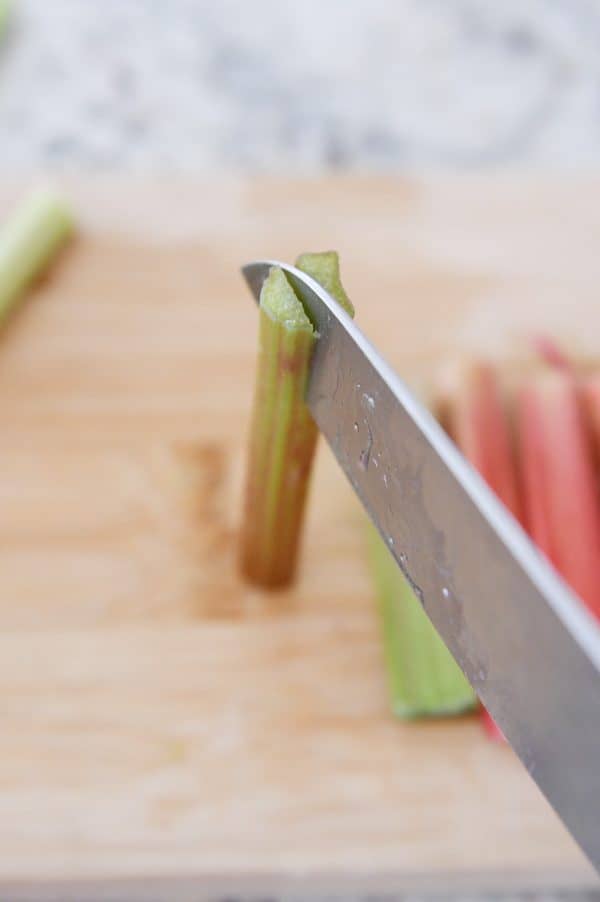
xmin=368 ymin=526 xmax=477 ymax=717
xmin=240 ymin=266 xmax=317 ymax=588
xmin=436 ymin=361 xmax=521 ymax=739
xmin=517 ymin=368 xmax=600 ymax=618
xmin=240 ymin=252 xmax=351 ymax=588
xmin=0 ymin=188 xmax=74 ymax=325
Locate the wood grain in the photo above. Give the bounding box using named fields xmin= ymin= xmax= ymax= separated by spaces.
xmin=0 ymin=176 xmax=597 ymax=890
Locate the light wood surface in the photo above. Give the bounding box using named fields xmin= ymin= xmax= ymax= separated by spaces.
xmin=0 ymin=176 xmax=597 ymax=891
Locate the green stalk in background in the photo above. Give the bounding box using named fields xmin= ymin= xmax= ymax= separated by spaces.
xmin=0 ymin=188 xmax=74 ymax=324
xmin=240 ymin=251 xmax=352 ymax=588
xmin=367 ymin=526 xmax=477 ymax=717
xmin=0 ymin=0 xmax=11 ymax=39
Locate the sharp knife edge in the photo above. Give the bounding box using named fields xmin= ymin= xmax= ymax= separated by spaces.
xmin=242 ymin=260 xmax=600 ymax=872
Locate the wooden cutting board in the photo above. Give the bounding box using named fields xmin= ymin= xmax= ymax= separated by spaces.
xmin=0 ymin=176 xmax=598 ymax=897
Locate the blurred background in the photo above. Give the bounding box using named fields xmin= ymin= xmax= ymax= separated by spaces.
xmin=1 ymin=0 xmax=598 ymax=171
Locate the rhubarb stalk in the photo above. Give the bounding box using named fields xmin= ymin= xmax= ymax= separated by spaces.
xmin=368 ymin=527 xmax=477 ymax=717
xmin=0 ymin=0 xmax=10 ymax=37
xmin=436 ymin=361 xmax=522 ymax=738
xmin=0 ymin=188 xmax=74 ymax=325
xmin=583 ymin=373 xmax=600 ymax=471
xmin=437 ymin=361 xmax=523 ymax=523
xmin=240 ymin=252 xmax=352 ymax=588
xmin=517 ymin=367 xmax=600 ymax=619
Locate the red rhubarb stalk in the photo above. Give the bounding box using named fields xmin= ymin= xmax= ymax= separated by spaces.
xmin=436 ymin=361 xmax=522 ymax=740
xmin=583 ymin=373 xmax=600 ymax=472
xmin=517 ymin=368 xmax=600 ymax=619
xmin=437 ymin=361 xmax=522 ymax=522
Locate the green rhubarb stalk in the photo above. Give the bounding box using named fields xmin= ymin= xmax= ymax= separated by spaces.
xmin=240 ymin=251 xmax=352 ymax=588
xmin=368 ymin=526 xmax=476 ymax=717
xmin=0 ymin=187 xmax=74 ymax=324
xmin=0 ymin=0 xmax=11 ymax=38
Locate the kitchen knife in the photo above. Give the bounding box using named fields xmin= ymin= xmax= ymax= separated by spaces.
xmin=242 ymin=260 xmax=600 ymax=873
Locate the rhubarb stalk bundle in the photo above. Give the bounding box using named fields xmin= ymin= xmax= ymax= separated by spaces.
xmin=240 ymin=252 xmax=352 ymax=588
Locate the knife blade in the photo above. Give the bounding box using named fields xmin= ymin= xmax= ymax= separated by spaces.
xmin=242 ymin=260 xmax=600 ymax=872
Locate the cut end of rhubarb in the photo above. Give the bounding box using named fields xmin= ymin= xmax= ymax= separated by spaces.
xmin=260 ymin=266 xmax=315 ymax=333
xmin=296 ymin=250 xmax=355 ymax=318
xmin=3 ymin=186 xmax=75 ymax=249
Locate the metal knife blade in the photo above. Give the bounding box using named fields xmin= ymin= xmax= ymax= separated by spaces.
xmin=242 ymin=259 xmax=600 ymax=872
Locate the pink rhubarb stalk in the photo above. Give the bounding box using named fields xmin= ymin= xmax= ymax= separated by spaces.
xmin=436 ymin=361 xmax=522 ymax=740
xmin=437 ymin=361 xmax=523 ymax=522
xmin=517 ymin=368 xmax=600 ymax=619
xmin=583 ymin=373 xmax=600 ymax=472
